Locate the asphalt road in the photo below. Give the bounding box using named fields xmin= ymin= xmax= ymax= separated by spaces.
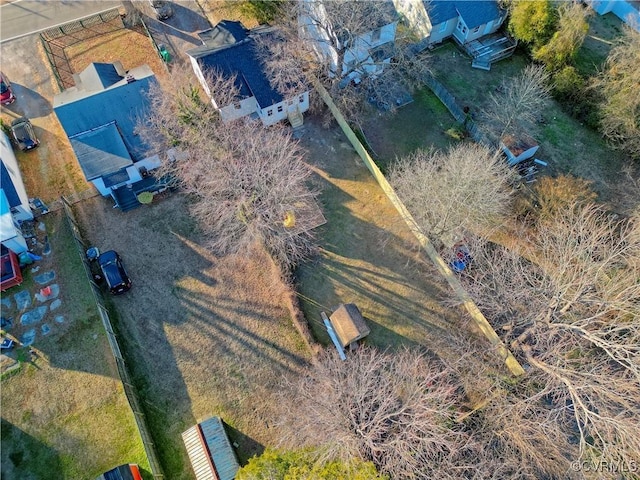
xmin=0 ymin=0 xmax=121 ymax=42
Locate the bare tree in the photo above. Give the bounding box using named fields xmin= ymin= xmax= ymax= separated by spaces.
xmin=593 ymin=26 xmax=640 ymax=160
xmin=482 ymin=64 xmax=551 ymax=141
xmin=389 ymin=142 xmax=515 ymax=246
xmin=277 ymin=347 xmax=470 ymax=480
xmin=261 ymin=0 xmax=431 ymax=125
xmin=139 ymin=63 xmax=321 ymax=268
xmin=460 ymin=204 xmax=640 ymax=475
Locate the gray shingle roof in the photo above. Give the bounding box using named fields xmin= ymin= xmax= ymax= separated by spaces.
xmin=455 ymin=0 xmax=502 ymax=29
xmin=187 ymin=21 xmax=283 ymax=108
xmin=68 ymin=123 xmax=133 ymax=180
xmin=54 ymin=63 xmax=157 ymax=180
xmin=427 ymin=0 xmax=502 ymax=29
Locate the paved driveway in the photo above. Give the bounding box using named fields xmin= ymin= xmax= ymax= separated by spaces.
xmin=130 ymin=0 xmax=211 ymax=62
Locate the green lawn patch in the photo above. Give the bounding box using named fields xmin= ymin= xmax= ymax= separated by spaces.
xmin=1 ymin=212 xmax=150 ymax=480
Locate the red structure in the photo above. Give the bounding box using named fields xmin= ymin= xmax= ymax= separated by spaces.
xmin=0 ymin=249 xmax=22 ymax=291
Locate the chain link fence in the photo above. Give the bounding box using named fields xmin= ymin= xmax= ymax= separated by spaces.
xmin=61 ymin=195 xmax=165 ymax=479
xmin=40 ymin=8 xmax=124 ymax=90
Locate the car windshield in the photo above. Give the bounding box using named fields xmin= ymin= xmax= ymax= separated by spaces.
xmin=0 ymin=81 xmax=8 ymax=94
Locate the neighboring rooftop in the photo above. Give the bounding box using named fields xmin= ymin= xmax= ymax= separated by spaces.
xmin=54 ymin=62 xmax=157 ymax=165
xmin=426 ymin=0 xmax=503 ymax=28
xmin=187 ymin=20 xmax=283 ymax=108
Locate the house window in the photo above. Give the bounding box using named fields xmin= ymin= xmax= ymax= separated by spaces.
xmin=371 ymin=27 xmax=381 ymax=42
xmin=277 ymin=105 xmax=284 ymax=113
xmin=472 ymin=26 xmax=481 ymax=34
xmin=439 ymin=21 xmax=447 ymax=32
xmin=267 ymin=109 xmax=273 ymax=116
xmin=457 ymin=20 xmax=467 ymax=35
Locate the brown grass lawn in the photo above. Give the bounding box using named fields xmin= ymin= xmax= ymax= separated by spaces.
xmin=71 ymin=194 xmax=311 ymax=479
xmin=296 ymin=118 xmax=488 ymax=364
xmin=1 ymin=211 xmax=149 ymax=479
xmin=65 ymin=25 xmax=168 ymax=81
xmin=198 ymin=0 xmax=260 ymax=29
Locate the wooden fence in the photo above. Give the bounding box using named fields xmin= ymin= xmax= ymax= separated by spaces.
xmin=312 ymin=78 xmax=525 ymax=377
xmin=61 ymin=196 xmax=165 ymax=478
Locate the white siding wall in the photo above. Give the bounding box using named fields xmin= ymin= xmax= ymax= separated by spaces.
xmin=0 ymin=132 xmax=33 ymax=222
xmin=429 ymin=20 xmax=456 ymax=44
xmin=219 ymin=96 xmax=259 ymax=123
xmin=259 ymin=92 xmax=310 ymax=126
xmin=342 ymin=22 xmax=398 ymax=79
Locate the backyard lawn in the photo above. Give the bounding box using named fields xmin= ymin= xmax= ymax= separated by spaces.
xmin=429 ymin=37 xmax=637 ymax=214
xmin=1 ymin=211 xmax=150 ymax=480
xmin=71 ymin=194 xmax=312 ymax=479
xmin=361 ymin=87 xmax=460 ymax=169
xmin=296 ymin=118 xmax=488 ymax=364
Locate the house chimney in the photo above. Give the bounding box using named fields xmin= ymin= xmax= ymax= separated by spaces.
xmin=113 ymin=61 xmax=126 ymax=77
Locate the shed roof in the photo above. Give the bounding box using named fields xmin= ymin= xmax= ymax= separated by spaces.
xmin=187 ymin=21 xmax=283 ymax=108
xmin=330 ymin=303 xmax=370 ymax=348
xmin=182 ymin=416 xmax=239 ymax=480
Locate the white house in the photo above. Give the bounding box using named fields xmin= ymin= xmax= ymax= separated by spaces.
xmin=394 ymin=0 xmax=507 ymax=47
xmin=1 ymin=131 xmax=33 ymax=254
xmin=187 ymin=20 xmax=309 ymax=128
xmin=299 ymin=0 xmax=399 ymax=83
xmin=587 ymin=0 xmax=640 ymax=31
xmin=53 ymin=62 xmax=163 ymax=211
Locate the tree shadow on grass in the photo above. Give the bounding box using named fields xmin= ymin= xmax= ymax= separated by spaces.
xmin=0 ymin=419 xmax=64 ymax=479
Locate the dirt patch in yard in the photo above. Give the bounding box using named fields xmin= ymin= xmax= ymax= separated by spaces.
xmin=71 ymin=193 xmax=311 ymax=478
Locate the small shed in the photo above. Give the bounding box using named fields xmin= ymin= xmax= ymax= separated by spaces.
xmin=182 ymin=416 xmax=240 ymax=480
xmin=329 ymin=303 xmax=371 ymax=349
xmin=500 ymin=134 xmax=539 ymax=167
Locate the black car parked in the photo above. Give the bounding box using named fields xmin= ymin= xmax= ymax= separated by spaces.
xmin=98 ymin=250 xmax=132 ymax=295
xmin=10 ymin=117 xmax=39 ymax=151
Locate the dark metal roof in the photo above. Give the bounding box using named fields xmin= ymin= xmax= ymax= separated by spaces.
xmin=0 ymin=161 xmax=19 ymax=208
xmin=69 ymin=123 xmax=133 ymax=181
xmin=187 ymin=22 xmax=283 ymax=108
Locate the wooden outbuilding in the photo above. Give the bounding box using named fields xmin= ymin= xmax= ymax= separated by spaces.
xmin=329 ymin=303 xmax=370 ymax=350
xmin=182 ymin=416 xmax=239 ymax=480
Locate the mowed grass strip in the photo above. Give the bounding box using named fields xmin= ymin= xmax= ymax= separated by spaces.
xmin=71 ymin=194 xmax=312 ymax=479
xmin=1 ymin=211 xmax=150 ymax=479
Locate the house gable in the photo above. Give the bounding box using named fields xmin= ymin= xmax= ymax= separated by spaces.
xmin=54 ymin=64 xmax=156 ymax=163
xmin=187 ymin=21 xmax=309 ymax=127
xmin=68 ymin=123 xmax=133 ymax=181
xmin=455 ymin=0 xmax=502 ymax=30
